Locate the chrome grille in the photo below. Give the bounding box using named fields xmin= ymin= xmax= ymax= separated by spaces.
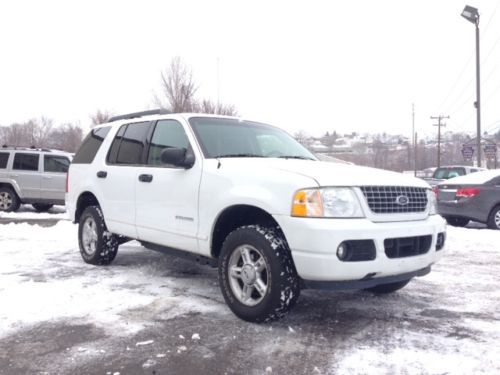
xmin=360 ymin=186 xmax=428 ymax=214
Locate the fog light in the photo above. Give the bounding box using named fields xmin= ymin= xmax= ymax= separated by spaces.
xmin=337 ymin=243 xmax=349 ymax=260
xmin=436 ymin=232 xmax=446 ymax=251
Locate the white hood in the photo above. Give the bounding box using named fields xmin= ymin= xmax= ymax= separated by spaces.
xmin=218 ymin=159 xmax=430 ymax=188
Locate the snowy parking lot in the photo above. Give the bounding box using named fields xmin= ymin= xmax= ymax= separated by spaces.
xmin=0 ymin=211 xmax=499 ymax=374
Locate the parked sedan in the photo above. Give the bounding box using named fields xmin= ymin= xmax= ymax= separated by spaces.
xmin=436 ymin=169 xmax=500 ymax=229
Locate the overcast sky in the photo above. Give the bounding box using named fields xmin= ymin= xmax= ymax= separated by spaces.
xmin=1 ymin=0 xmax=500 ymax=138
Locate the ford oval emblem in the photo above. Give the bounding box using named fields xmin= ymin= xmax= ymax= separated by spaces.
xmin=396 ymin=195 xmax=409 ymax=206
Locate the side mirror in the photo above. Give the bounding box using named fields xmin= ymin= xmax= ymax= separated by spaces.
xmin=160 ymin=147 xmax=195 ymax=169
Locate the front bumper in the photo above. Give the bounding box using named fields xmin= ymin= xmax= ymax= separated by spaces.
xmin=273 ymin=214 xmax=446 ymax=282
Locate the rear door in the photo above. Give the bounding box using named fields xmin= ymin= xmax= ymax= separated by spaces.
xmin=41 ymin=154 xmax=71 ymax=201
xmin=11 ymin=153 xmax=41 ymax=199
xmin=135 ymin=119 xmax=202 ymax=252
xmin=100 ymin=121 xmax=152 ymax=237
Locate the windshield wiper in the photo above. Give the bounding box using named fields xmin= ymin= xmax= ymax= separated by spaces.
xmin=278 ymin=155 xmax=315 ymax=160
xmin=214 ymin=153 xmax=262 ymax=158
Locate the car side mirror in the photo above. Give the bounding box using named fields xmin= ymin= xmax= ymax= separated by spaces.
xmin=160 ymin=147 xmax=195 ymax=169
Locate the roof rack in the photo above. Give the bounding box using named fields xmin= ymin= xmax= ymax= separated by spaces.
xmin=1 ymin=145 xmax=53 ymax=152
xmin=108 ymin=109 xmax=171 ymax=123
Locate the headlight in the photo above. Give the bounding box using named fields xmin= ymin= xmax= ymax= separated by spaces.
xmin=292 ymin=187 xmax=364 ymax=218
xmin=427 ymin=189 xmax=437 ymax=215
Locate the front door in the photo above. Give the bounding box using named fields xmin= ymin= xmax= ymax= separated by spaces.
xmin=135 ymin=119 xmax=202 ymax=253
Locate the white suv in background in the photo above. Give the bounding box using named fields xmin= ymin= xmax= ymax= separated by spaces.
xmin=66 ymin=110 xmax=446 ymax=322
xmin=0 ymin=147 xmax=72 ymax=212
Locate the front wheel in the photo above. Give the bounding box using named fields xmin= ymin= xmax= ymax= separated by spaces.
xmin=365 ymin=279 xmax=410 ymax=294
xmin=218 ymin=225 xmax=300 ymax=323
xmin=78 ymin=205 xmax=118 ymax=265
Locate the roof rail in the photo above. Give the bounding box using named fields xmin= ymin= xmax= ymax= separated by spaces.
xmin=0 ymin=146 xmax=53 ymax=152
xmin=108 ymin=109 xmax=171 ymax=123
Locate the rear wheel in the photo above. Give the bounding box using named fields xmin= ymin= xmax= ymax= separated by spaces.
xmin=78 ymin=205 xmax=118 ymax=265
xmin=218 ymin=225 xmax=300 ymax=322
xmin=0 ymin=187 xmax=20 ymax=212
xmin=365 ymin=279 xmax=410 ymax=294
xmin=487 ymin=205 xmax=500 ymax=230
xmin=445 ymin=216 xmax=469 ymax=227
xmin=32 ymin=203 xmax=53 ymax=212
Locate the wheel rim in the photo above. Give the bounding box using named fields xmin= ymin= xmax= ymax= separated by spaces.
xmin=228 ymin=245 xmax=269 ymax=307
xmin=0 ymin=192 xmax=13 ymax=210
xmin=495 ymin=210 xmax=500 ymax=229
xmin=81 ymin=216 xmax=98 ymax=256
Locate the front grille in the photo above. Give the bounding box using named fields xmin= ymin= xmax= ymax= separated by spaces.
xmin=384 ymin=235 xmax=432 ymax=258
xmin=360 ymin=186 xmax=428 ymax=214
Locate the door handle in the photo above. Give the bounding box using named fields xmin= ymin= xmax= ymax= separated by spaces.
xmin=96 ymin=171 xmax=107 ymax=178
xmin=138 ymin=174 xmax=153 ymax=183
xmin=9 ymin=174 xmax=19 ymax=178
xmin=42 ymin=176 xmax=53 ymax=179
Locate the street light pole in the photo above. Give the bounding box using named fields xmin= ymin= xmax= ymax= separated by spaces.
xmin=461 ymin=5 xmax=482 ymax=167
xmin=474 ymin=17 xmax=481 ymax=167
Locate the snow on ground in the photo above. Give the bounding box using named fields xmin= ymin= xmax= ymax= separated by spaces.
xmin=0 ymin=221 xmax=499 ymax=374
xmin=0 ymin=221 xmax=225 ymax=339
xmin=329 ymin=225 xmax=500 ymax=374
xmin=0 ymin=205 xmax=68 ymax=220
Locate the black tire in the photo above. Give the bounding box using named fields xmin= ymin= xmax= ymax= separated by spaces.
xmin=218 ymin=225 xmax=300 ymax=323
xmin=445 ymin=216 xmax=469 ymax=227
xmin=0 ymin=187 xmax=20 ymax=212
xmin=32 ymin=203 xmax=53 ymax=212
xmin=365 ymin=279 xmax=410 ymax=294
xmin=487 ymin=205 xmax=500 ymax=230
xmin=78 ymin=205 xmax=118 ymax=265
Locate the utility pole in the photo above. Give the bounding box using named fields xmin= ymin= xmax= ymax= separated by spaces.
xmin=412 ymin=103 xmax=416 ymax=176
xmin=414 ymin=132 xmax=418 ymax=174
xmin=430 ymin=115 xmax=449 ymax=168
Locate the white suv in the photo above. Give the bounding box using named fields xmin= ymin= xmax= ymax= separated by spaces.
xmin=0 ymin=147 xmax=72 ymax=212
xmin=66 ymin=111 xmax=446 ymax=322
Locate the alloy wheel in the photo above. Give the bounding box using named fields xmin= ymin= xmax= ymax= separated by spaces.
xmin=81 ymin=216 xmax=98 ymax=256
xmin=0 ymin=192 xmax=13 ymax=211
xmin=228 ymin=244 xmax=269 ymax=307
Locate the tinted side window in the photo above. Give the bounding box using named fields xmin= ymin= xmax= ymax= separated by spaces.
xmin=13 ymin=153 xmax=39 ymax=171
xmin=44 ymin=155 xmax=70 ymax=173
xmin=0 ymin=152 xmax=9 ymax=169
xmin=147 ymin=120 xmax=189 ymax=165
xmin=115 ymin=122 xmax=150 ymax=165
xmin=107 ymin=126 xmax=126 ymax=164
xmin=73 ymin=126 xmax=111 ymax=164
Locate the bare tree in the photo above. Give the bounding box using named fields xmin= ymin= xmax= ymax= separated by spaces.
xmin=155 ymin=57 xmax=238 ymax=115
xmin=90 ymin=110 xmax=113 ymax=127
xmin=156 ymin=57 xmax=198 ymax=112
xmin=47 ymin=123 xmax=83 ymax=152
xmin=0 ymin=119 xmax=83 ymax=152
xmin=195 ymin=99 xmax=238 ymax=116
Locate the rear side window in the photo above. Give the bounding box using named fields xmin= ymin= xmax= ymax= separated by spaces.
xmin=13 ymin=153 xmax=39 ymax=171
xmin=44 ymin=155 xmax=70 ymax=173
xmin=147 ymin=120 xmax=189 ymax=165
xmin=73 ymin=126 xmax=111 ymax=164
xmin=108 ymin=122 xmax=150 ymax=165
xmin=0 ymin=152 xmax=9 ymax=168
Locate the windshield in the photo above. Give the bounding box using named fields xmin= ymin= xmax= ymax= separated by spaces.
xmin=433 ymin=167 xmax=466 ymax=179
xmin=189 ymin=117 xmax=317 ymax=160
